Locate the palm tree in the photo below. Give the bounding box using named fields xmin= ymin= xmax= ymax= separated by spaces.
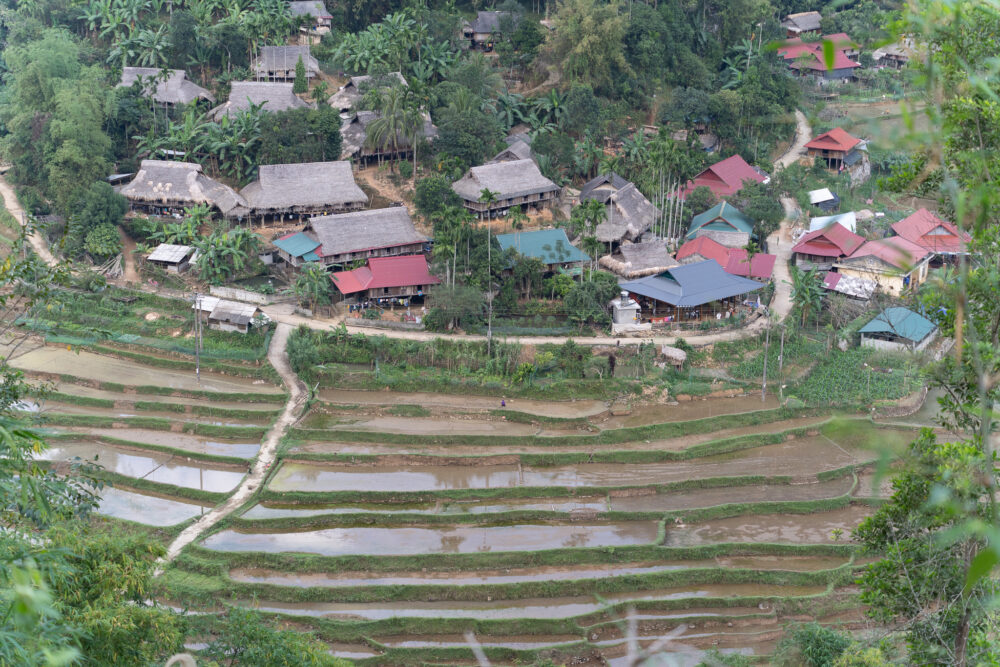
xmin=365 ymin=86 xmax=422 ymax=174
xmin=478 ymin=188 xmax=499 ymax=220
xmin=788 ymin=265 xmax=824 ymax=327
xmin=581 ymin=235 xmax=603 ymax=280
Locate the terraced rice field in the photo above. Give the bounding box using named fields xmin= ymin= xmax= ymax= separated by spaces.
xmin=13 ymin=325 xmax=918 ymax=664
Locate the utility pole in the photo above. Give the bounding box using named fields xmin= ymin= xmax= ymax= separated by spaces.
xmin=486 ymin=218 xmax=493 ymax=356
xmin=194 ymin=293 xmax=202 ymax=383
xmin=761 ymin=324 xmax=770 ymax=403
xmin=777 ymin=325 xmax=785 ymax=403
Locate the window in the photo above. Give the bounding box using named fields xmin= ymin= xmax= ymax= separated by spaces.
xmin=383 ymin=288 xmax=389 ymax=295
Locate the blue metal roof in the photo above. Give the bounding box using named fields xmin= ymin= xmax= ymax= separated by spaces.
xmin=496 ymin=229 xmax=589 ymax=264
xmin=273 ymin=232 xmax=320 ymax=258
xmin=859 ymin=307 xmax=936 ymax=342
xmin=620 ymin=260 xmax=763 ymax=307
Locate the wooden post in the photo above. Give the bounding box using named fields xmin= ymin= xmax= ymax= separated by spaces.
xmin=761 ymin=324 xmax=770 ymax=403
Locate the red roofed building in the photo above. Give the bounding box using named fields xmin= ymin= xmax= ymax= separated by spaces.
xmin=806 ymin=128 xmax=863 ymax=170
xmin=791 ymin=221 xmax=866 ymax=270
xmin=330 ymin=255 xmax=439 ymax=302
xmin=835 ymin=236 xmax=932 ymax=296
xmin=891 ymin=208 xmax=971 ymax=259
xmin=679 ymin=155 xmax=768 ymax=200
xmin=725 ymin=249 xmax=776 ymax=281
xmin=675 ymin=236 xmax=731 ymax=267
xmin=777 ymin=34 xmax=860 ymax=80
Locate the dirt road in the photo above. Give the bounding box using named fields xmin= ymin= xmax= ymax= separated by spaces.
xmin=161 ymin=322 xmax=307 ymax=563
xmin=0 ymin=172 xmax=57 ymax=266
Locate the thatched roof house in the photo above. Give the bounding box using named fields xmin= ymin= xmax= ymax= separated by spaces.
xmin=210 ymin=82 xmax=313 ymax=120
xmin=600 ymin=241 xmax=678 ymax=279
xmin=120 ymin=160 xmax=246 ymax=218
xmin=240 ymin=161 xmax=368 ymax=219
xmin=253 ymin=45 xmax=320 ymax=81
xmin=119 ymin=67 xmax=215 ymax=106
xmin=275 ymin=207 xmax=428 ymax=268
xmin=328 ymin=72 xmax=408 ymax=112
xmin=491 ymin=134 xmax=533 ymax=163
xmin=580 ymin=173 xmax=659 ymax=245
xmin=452 ymin=159 xmax=560 ymax=216
xmin=340 ymin=110 xmax=438 ymax=161
xmin=288 ymin=1 xmax=332 ymax=30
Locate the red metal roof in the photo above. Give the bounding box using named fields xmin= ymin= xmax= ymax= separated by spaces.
xmin=791 ymin=222 xmax=865 ymax=257
xmin=846 ymin=236 xmax=931 ymax=270
xmin=805 ymin=128 xmax=861 ymax=153
xmin=330 ymin=255 xmax=440 ymax=295
xmin=725 ymin=249 xmax=776 ymax=280
xmin=675 ymin=236 xmax=731 ymax=267
xmin=680 ymin=155 xmax=766 ymax=199
xmin=777 ymin=34 xmax=860 ymax=73
xmin=823 ymin=271 xmax=842 ymax=290
xmin=891 ymin=208 xmax=970 ymax=255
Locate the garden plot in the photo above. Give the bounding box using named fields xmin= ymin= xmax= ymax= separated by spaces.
xmin=318 ymin=388 xmax=608 ymax=419
xmin=268 ymin=437 xmax=867 ymax=493
xmin=202 ymin=521 xmax=661 ymax=556
xmin=234 ymin=584 xmax=826 ymax=620
xmin=41 ymin=441 xmax=246 ymax=493
xmin=600 ymin=395 xmax=781 ymax=428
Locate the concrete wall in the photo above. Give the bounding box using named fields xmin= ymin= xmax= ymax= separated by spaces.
xmin=209 ymin=285 xmax=294 ymax=306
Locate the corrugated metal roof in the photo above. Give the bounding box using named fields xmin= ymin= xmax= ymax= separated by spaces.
xmin=676 ymin=236 xmax=731 ymax=266
xmin=273 ymin=232 xmax=321 ymax=258
xmin=680 ymin=155 xmax=767 ymax=199
xmin=330 ymin=255 xmax=439 ymax=295
xmin=891 ymin=208 xmax=970 ymax=255
xmin=809 ymin=211 xmax=857 ymax=233
xmin=496 ymin=229 xmax=589 ymax=264
xmin=859 ymin=307 xmax=936 ymax=342
xmin=806 ymin=128 xmax=861 ymax=153
xmin=725 ymin=250 xmax=776 ymax=280
xmin=148 ymin=243 xmax=193 ymax=263
xmin=808 ymin=188 xmax=836 ymax=204
xmin=845 ymin=236 xmax=930 ymax=270
xmin=792 ymin=222 xmax=865 ymax=257
xmin=620 ymin=260 xmax=763 ymax=307
xmin=688 ymin=201 xmax=754 ymax=237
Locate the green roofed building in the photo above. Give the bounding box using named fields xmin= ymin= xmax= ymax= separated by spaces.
xmin=496 ymin=229 xmax=589 ymax=271
xmin=686 ymin=201 xmax=755 ymax=248
xmin=273 ymin=232 xmax=321 ymax=267
xmin=859 ymin=306 xmax=938 ymax=352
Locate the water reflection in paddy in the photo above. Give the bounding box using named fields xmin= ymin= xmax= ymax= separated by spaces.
xmin=97 ymin=487 xmax=210 ymax=526
xmin=203 ymin=521 xmax=660 ymax=556
xmin=241 ymin=497 xmax=608 ymax=519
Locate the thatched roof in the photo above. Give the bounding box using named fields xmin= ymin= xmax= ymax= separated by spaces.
xmin=490 ymin=138 xmax=533 ymax=163
xmin=328 ymin=72 xmax=408 ymax=111
xmin=660 ymin=345 xmax=688 ymax=365
xmin=288 ymin=1 xmax=331 ymax=19
xmin=210 ymin=82 xmax=313 ymax=119
xmin=452 ymin=159 xmax=559 ymax=203
xmin=304 ymin=207 xmax=427 ymax=257
xmin=120 ymin=160 xmax=246 ymax=216
xmin=240 ymin=161 xmax=368 ymax=214
xmin=581 ymin=173 xmax=659 ymax=243
xmin=119 ymin=67 xmax=215 ymax=105
xmin=600 ymin=241 xmax=678 ymax=278
xmin=253 ymin=45 xmax=319 ymax=78
xmin=340 ymin=110 xmax=437 ymax=159
xmin=469 ymin=10 xmax=509 ymax=33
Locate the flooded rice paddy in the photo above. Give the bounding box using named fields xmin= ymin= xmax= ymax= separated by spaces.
xmin=317 ymin=388 xmax=608 ymax=418
xmin=236 ymin=583 xmax=826 ymax=620
xmin=41 ymin=441 xmax=245 ymax=492
xmin=662 ymin=505 xmax=871 ymax=546
xmin=241 ymin=496 xmax=609 ymax=518
xmin=60 ymin=428 xmax=261 ymax=458
xmin=97 ymin=487 xmax=211 ymax=526
xmin=269 ymin=438 xmax=865 ymax=493
xmin=203 ymin=521 xmax=661 ymax=556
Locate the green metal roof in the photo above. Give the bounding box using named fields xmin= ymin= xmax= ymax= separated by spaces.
xmin=496 ymin=229 xmax=589 ymax=264
xmin=859 ymin=307 xmax=936 ymax=343
xmin=687 ymin=202 xmax=754 ymax=238
xmin=273 ymin=232 xmax=320 ymax=258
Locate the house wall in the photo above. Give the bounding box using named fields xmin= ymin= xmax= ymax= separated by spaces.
xmin=460 ymin=190 xmax=558 ymax=215
xmin=838 ymin=258 xmax=929 ymax=296
xmin=149 ymin=259 xmax=189 ymax=273
xmin=209 ymin=320 xmax=249 ymax=334
xmin=321 ymin=243 xmax=426 ymax=266
xmin=861 ymin=329 xmax=936 ymax=353
xmin=365 ymin=284 xmax=431 ymax=299
xmin=694 ymin=229 xmax=750 ymax=248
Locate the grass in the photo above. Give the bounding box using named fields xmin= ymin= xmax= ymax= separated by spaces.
xmin=792 ymin=348 xmax=923 ymax=406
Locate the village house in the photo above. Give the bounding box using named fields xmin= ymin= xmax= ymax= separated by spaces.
xmin=676 ymin=236 xmax=731 ymax=267
xmin=192 ymin=297 xmax=265 ymax=334
xmin=777 ymin=33 xmax=860 ymax=80
xmin=619 ymin=260 xmax=764 ymax=324
xmin=809 ymin=187 xmax=840 ymax=212
xmin=725 ymin=249 xmax=776 ymax=281
xmin=252 ymin=45 xmax=320 ymax=81
xmin=859 ymin=307 xmax=938 ymax=352
xmin=890 ymin=208 xmax=970 ymax=262
xmin=835 ymin=237 xmax=932 ymax=295
xmin=273 ymin=207 xmax=427 ymax=269
xmin=579 ymin=173 xmax=659 ymax=247
xmin=806 ymin=128 xmax=864 ymax=170
xmin=288 ymin=1 xmax=332 ymax=34
xmin=792 ymin=221 xmax=866 ymax=271
xmin=452 ymin=159 xmax=560 ymax=217
xmin=809 ymin=210 xmax=857 ymax=233
xmin=600 ymin=241 xmax=678 ymax=279
xmin=340 ymin=110 xmax=438 ymax=165
xmin=239 ymin=161 xmax=367 ymax=223
xmin=330 ymin=255 xmax=439 ymax=303
xmin=120 ymin=160 xmax=246 ymax=219
xmin=146 ymin=243 xmax=196 ymax=273
xmin=490 ymin=134 xmax=534 ymax=163
xmin=872 ymin=39 xmax=915 ymax=69
xmin=328 ymin=72 xmax=408 ymax=113
xmin=118 ymin=67 xmax=214 ymax=106
xmin=210 ymin=82 xmax=314 ymax=120
xmin=781 ymin=11 xmax=822 ymax=37
xmin=679 ymin=155 xmax=768 ymax=200
xmin=496 ymin=228 xmax=589 ymax=274
xmin=822 ymin=271 xmax=876 ymax=301
xmin=685 ymin=201 xmax=755 ymax=248
xmin=462 ymin=11 xmax=510 ymax=50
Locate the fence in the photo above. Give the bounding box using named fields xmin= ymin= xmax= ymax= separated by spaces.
xmin=347 ymin=317 xmax=425 ymax=332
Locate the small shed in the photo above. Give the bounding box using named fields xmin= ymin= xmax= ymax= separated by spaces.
xmin=808 ymin=188 xmax=840 ymax=212
xmin=660 ymin=345 xmax=687 ymax=370
xmin=859 ymin=307 xmax=937 ymax=352
xmin=193 ymin=297 xmax=265 ymax=334
xmin=147 ymin=243 xmax=195 ymax=273
xmin=253 ymin=45 xmax=320 ymax=81
xmin=611 ymin=291 xmax=641 ymax=325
